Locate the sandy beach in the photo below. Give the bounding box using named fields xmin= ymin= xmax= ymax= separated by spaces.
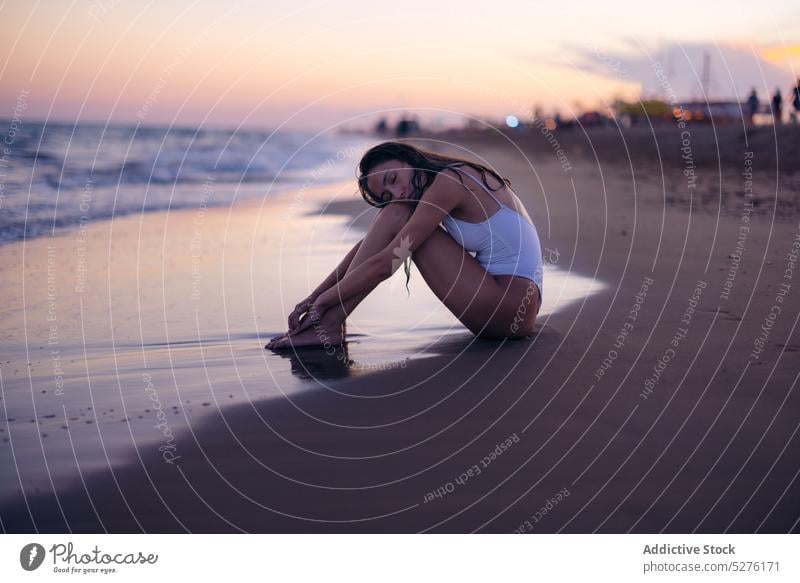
xmin=1 ymin=125 xmax=799 ymax=533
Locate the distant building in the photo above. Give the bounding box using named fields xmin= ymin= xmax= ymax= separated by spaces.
xmin=675 ymin=101 xmax=746 ymax=124
xmin=613 ymin=99 xmax=672 ymax=126
xmin=613 ymin=98 xmax=751 ymax=126
xmin=575 ymin=110 xmax=614 ymax=127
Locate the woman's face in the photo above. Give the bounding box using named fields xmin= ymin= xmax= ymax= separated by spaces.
xmin=365 ymin=159 xmax=414 ymax=204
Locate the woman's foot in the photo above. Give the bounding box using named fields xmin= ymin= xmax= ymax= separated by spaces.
xmin=266 ymin=319 xmax=344 ymax=351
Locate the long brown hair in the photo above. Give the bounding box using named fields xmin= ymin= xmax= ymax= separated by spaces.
xmin=357 ymin=141 xmax=510 ymax=208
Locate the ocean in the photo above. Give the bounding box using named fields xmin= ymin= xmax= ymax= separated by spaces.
xmin=0 ymin=119 xmax=371 ymax=244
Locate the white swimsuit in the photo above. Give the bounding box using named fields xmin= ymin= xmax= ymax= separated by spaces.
xmin=440 ymin=169 xmax=544 ymax=310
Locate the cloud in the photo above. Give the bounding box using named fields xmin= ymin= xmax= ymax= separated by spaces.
xmin=527 ymin=40 xmax=797 ymax=102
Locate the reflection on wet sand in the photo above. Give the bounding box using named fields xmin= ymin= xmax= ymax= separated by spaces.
xmin=0 ymin=323 xmax=562 ymax=533
xmin=276 ymin=344 xmax=352 ymax=381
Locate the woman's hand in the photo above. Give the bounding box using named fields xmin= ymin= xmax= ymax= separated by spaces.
xmin=266 ymin=299 xmax=322 ymax=349
xmin=289 ymin=301 xmax=324 ymax=335
xmin=287 ymin=295 xmax=317 ymax=331
xmin=288 ymin=287 xmax=335 ymax=335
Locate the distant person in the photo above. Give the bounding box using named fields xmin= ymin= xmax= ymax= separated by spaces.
xmin=793 ymin=80 xmax=800 ymax=124
xmin=267 ymin=142 xmax=544 ymax=350
xmin=395 ymin=116 xmax=420 ymax=138
xmin=771 ymin=88 xmax=783 ymax=124
xmin=396 ymin=118 xmax=411 ymax=138
xmin=746 ymin=88 xmax=759 ymax=124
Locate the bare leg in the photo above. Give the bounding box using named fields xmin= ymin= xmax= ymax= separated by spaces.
xmin=323 ymin=202 xmax=413 ymax=322
xmin=268 ymin=204 xmax=538 ymax=350
xmin=268 ymin=203 xmax=412 ymax=349
xmin=410 ymin=228 xmax=539 ymax=338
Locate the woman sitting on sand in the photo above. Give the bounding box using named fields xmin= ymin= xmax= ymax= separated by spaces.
xmin=266 ymin=141 xmax=543 ymax=350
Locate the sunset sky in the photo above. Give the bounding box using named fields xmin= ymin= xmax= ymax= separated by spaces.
xmin=1 ymin=0 xmax=799 ymax=130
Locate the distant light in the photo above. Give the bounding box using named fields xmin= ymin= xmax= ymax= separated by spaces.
xmin=505 ymin=115 xmax=519 ymax=128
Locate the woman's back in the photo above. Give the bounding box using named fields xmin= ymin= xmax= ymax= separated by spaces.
xmin=438 ymin=166 xmax=543 ymax=303
xmin=441 ymin=165 xmax=533 ymax=225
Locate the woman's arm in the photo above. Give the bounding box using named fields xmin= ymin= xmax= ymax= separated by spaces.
xmin=313 ymin=175 xmax=462 ymax=313
xmin=309 ymin=239 xmax=362 ymax=299
xmin=286 ymin=239 xmax=362 ymax=330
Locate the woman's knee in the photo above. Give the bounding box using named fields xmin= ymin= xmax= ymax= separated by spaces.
xmin=373 ymin=202 xmax=412 ymax=235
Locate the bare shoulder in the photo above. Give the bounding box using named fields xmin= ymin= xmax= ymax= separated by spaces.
xmin=424 ymin=167 xmax=469 ymax=201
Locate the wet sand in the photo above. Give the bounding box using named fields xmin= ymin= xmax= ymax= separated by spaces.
xmin=1 ymin=127 xmax=799 ymax=532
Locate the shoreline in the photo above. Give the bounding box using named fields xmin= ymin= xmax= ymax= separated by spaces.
xmin=1 ymin=131 xmax=799 ymax=532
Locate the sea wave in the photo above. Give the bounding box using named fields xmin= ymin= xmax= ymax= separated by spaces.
xmin=0 ymin=120 xmax=371 ymax=244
